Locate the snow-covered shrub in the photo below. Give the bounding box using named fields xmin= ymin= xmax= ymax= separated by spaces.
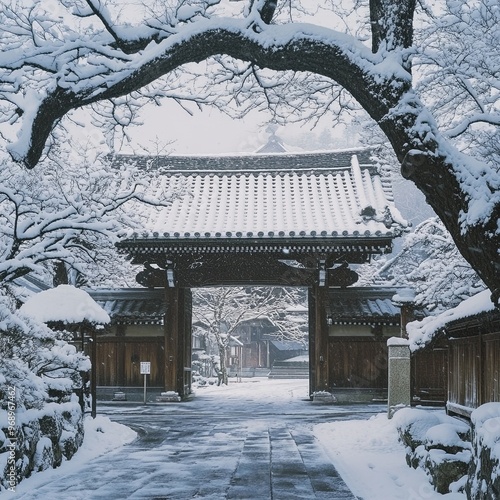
xmin=394 ymin=408 xmax=471 ymax=494
xmin=0 ymin=293 xmax=90 ymax=409
xmin=467 ymin=403 xmax=500 ymax=499
xmin=0 ymin=292 xmax=89 ymax=491
xmin=395 ymin=405 xmax=500 ymax=497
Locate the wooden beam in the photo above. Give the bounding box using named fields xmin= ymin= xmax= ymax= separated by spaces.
xmin=164 ymin=288 xmax=192 ymax=398
xmin=116 ymin=324 xmax=126 ymax=386
xmin=308 ymin=288 xmax=316 ymax=398
xmin=176 ymin=289 xmax=192 ymax=398
xmin=136 ymin=256 xmax=358 ymax=288
xmin=164 ymin=288 xmax=179 ymax=393
xmin=310 ymin=285 xmax=330 ymax=393
xmin=182 ymin=289 xmax=193 ymax=397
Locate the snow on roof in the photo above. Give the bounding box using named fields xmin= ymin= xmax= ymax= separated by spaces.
xmin=114 ymin=147 xmax=376 ymax=172
xmin=20 ymin=285 xmax=110 ymax=324
xmin=407 ymin=289 xmax=494 ymax=351
xmin=121 ymin=150 xmax=407 ymax=241
xmin=327 ymin=287 xmax=405 ymax=324
xmin=270 ymin=340 xmax=306 ymax=351
xmin=286 ymin=304 xmax=309 ymax=313
xmin=88 ymin=288 xmax=166 ymax=325
xmin=229 ymin=335 xmax=244 ymax=346
xmin=254 ymin=134 xmax=288 ymax=154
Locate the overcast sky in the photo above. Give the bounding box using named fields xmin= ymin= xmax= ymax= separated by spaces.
xmin=121 ymin=99 xmax=354 ymax=155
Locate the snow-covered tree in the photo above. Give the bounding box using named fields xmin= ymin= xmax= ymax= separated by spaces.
xmin=0 ymin=145 xmax=175 ymax=286
xmin=358 ymin=218 xmax=486 ymax=313
xmin=415 ymin=0 xmax=500 ymax=163
xmin=193 ymin=287 xmax=306 ymax=385
xmin=0 ymin=293 xmax=90 ymax=411
xmin=0 ymin=0 xmax=499 ymax=300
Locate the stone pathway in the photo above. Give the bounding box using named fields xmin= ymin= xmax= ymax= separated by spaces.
xmin=13 ymin=380 xmax=376 ymax=499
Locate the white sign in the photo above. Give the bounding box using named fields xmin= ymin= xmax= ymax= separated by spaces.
xmin=140 ymin=362 xmax=151 ymax=374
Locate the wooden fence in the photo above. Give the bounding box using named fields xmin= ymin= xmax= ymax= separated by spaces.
xmin=448 ymin=332 xmax=500 ymax=416
xmin=411 ymin=347 xmax=448 ymax=405
xmin=328 ymin=337 xmax=388 ymax=388
xmin=95 ymin=337 xmax=165 ymax=387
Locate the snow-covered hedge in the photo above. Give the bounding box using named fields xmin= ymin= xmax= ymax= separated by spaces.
xmin=467 ymin=403 xmax=500 ymax=499
xmin=0 ymin=400 xmax=84 ymax=491
xmin=0 ymin=293 xmax=89 ymax=491
xmin=394 ymin=408 xmax=471 ymax=494
xmin=394 ymin=405 xmax=500 ymax=498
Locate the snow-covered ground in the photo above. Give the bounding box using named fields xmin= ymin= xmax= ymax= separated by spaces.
xmin=12 ymin=416 xmax=137 ymax=496
xmin=13 ymin=378 xmax=465 ymax=499
xmin=315 ymin=414 xmax=465 ymax=500
xmin=200 ymin=379 xmax=465 ymax=499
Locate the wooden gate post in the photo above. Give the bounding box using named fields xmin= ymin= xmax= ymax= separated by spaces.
xmin=164 ymin=288 xmax=192 ymax=398
xmin=309 ymin=285 xmax=329 ymax=395
xmin=179 ymin=288 xmax=193 ymax=397
xmin=164 ymin=288 xmax=179 ymax=394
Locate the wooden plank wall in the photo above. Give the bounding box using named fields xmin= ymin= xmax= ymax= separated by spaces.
xmin=483 ymin=333 xmax=500 ymax=403
xmin=411 ymin=348 xmax=448 ymax=405
xmin=448 ymin=332 xmax=500 ymax=410
xmin=448 ymin=336 xmax=480 ymax=409
xmin=96 ymin=337 xmax=165 ymax=387
xmin=328 ymin=337 xmax=388 ymax=388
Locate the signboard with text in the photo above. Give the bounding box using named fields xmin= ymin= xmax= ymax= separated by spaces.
xmin=140 ymin=362 xmax=151 ymax=375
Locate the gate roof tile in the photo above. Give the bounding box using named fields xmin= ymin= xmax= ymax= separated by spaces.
xmin=116 ymin=148 xmax=407 ymax=241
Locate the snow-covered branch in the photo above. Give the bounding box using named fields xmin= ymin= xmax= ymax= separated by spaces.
xmin=0 ymin=0 xmax=499 ymax=296
xmin=0 ymin=148 xmax=175 ymax=283
xmin=358 ymin=217 xmax=486 ymax=313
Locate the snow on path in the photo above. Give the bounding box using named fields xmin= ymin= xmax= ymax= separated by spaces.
xmin=315 ymin=413 xmax=465 ymax=500
xmin=11 ymin=379 xmax=466 ymax=499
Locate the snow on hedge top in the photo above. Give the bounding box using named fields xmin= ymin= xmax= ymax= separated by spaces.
xmin=407 ymin=289 xmax=494 ymax=351
xmin=20 ymin=285 xmax=110 ymax=324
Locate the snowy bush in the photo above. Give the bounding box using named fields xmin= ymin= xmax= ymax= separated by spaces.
xmin=395 ymin=405 xmax=500 ymax=497
xmin=394 ymin=408 xmax=471 ymax=494
xmin=0 ymin=292 xmax=89 ymax=491
xmin=467 ymin=403 xmax=500 ymax=499
xmin=0 ymin=294 xmax=90 ymax=409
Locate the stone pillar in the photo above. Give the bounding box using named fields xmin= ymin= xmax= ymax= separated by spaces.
xmin=387 ymin=337 xmax=411 ymax=418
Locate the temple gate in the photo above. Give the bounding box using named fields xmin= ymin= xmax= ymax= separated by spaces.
xmin=115 ymin=147 xmax=407 ymax=398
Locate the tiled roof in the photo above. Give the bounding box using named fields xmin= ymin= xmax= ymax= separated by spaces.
xmin=88 ymin=288 xmax=166 ymax=324
xmin=118 ymin=149 xmax=406 ymax=242
xmin=269 ymin=340 xmax=307 ymax=351
xmin=327 ymin=287 xmax=403 ymax=325
xmin=114 ymin=147 xmax=376 ymax=173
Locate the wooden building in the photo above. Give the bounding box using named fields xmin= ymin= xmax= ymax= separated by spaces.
xmin=326 ymin=286 xmax=410 ymax=402
xmin=232 ymin=316 xmax=308 ymax=374
xmin=408 ymin=289 xmax=499 ymax=417
xmin=110 ymin=147 xmax=408 ymax=398
xmin=89 ymin=288 xmax=168 ymax=389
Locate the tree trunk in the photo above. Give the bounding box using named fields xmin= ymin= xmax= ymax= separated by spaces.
xmin=373 ymin=95 xmax=500 ymax=302
xmin=217 ymin=344 xmax=229 ymax=386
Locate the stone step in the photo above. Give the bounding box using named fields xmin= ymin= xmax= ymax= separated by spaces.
xmin=268 ymin=365 xmax=310 ymax=379
xmin=273 ymin=361 xmax=309 ymax=368
xmin=227 ymin=425 xmax=357 ymax=499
